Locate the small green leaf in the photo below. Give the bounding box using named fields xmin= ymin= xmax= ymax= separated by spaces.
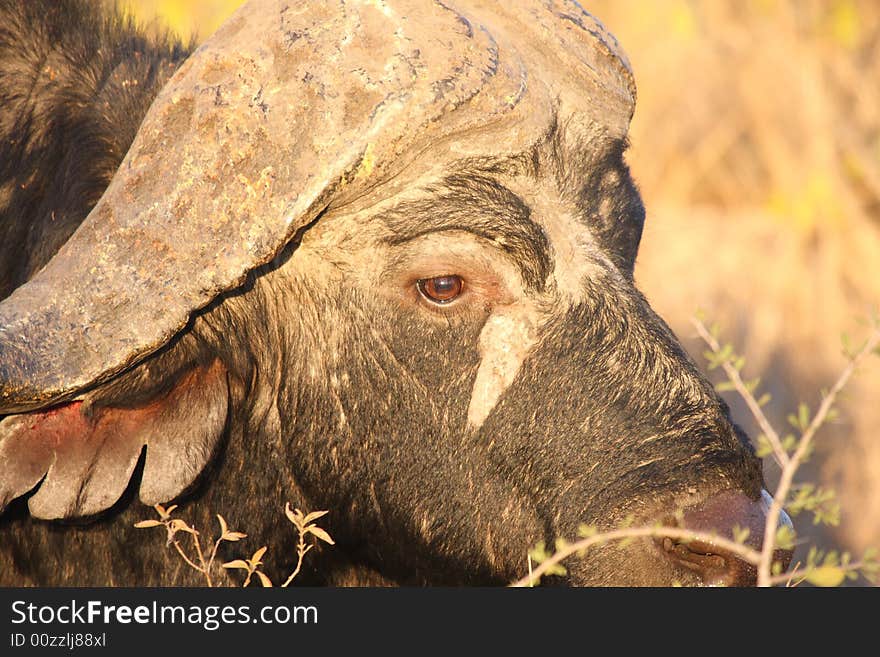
xmin=804 ymin=565 xmax=846 ymax=587
xmin=798 ymin=403 xmax=811 ymax=430
xmin=732 ymin=525 xmax=750 ymax=544
xmin=545 ymin=563 xmax=567 ymax=577
xmin=800 ymin=440 xmax=816 ymax=463
xmin=822 ymin=550 xmax=840 ymax=567
xmin=775 ymin=524 xmax=797 ymax=551
xmin=529 ymin=541 xmax=551 ymax=564
xmin=577 ymin=524 xmax=597 ymax=538
xmin=755 ymin=434 xmax=774 ymax=458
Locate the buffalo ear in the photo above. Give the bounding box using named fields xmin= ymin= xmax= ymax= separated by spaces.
xmin=0 ymin=360 xmax=227 ymax=520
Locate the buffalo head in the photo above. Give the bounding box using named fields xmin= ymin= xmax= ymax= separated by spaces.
xmin=0 ymin=0 xmax=791 ymax=585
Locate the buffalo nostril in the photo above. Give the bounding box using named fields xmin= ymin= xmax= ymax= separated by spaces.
xmin=659 ymin=536 xmax=759 ymax=586
xmin=660 ymin=489 xmax=794 ymax=586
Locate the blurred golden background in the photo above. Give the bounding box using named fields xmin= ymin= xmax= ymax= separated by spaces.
xmin=593 ymin=0 xmax=880 ymax=571
xmin=124 ymin=0 xmax=880 ymax=576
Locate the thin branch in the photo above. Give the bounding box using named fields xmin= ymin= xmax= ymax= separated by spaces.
xmin=781 ymin=561 xmax=803 ymax=587
xmin=281 ymin=527 xmax=311 ymax=588
xmin=766 ymin=560 xmax=870 ymax=587
xmin=190 ymin=531 xmax=212 ymax=587
xmin=757 ymin=325 xmax=880 ymax=586
xmin=510 ymin=526 xmax=761 ymax=587
xmin=207 ymin=538 xmax=223 ymax=580
xmin=171 ymin=540 xmax=203 ymax=574
xmin=282 ymin=551 xmax=305 ymax=588
xmin=692 ymin=317 xmax=788 ymax=468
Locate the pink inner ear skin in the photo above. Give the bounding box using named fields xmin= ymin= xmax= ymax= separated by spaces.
xmin=0 ymin=360 xmax=229 ymax=520
xmin=0 ymin=403 xmax=86 ymax=513
xmin=25 ymin=402 xmax=88 ymax=443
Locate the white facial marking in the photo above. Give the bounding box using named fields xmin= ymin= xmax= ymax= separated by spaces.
xmin=467 ymin=302 xmax=540 ymax=429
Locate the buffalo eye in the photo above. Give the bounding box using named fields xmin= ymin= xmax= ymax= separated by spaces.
xmin=417 ymin=275 xmax=464 ymax=304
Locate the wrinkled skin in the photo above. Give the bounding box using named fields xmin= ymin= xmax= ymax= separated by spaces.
xmin=0 ymin=0 xmax=765 ymax=586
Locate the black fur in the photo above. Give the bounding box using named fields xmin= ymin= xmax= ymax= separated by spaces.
xmin=0 ymin=0 xmax=191 ymax=297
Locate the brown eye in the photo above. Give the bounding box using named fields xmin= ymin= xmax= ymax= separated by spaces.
xmin=417 ymin=275 xmax=464 ymax=304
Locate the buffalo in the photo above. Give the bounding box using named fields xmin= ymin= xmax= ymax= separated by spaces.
xmin=0 ymin=0 xmax=792 ymax=586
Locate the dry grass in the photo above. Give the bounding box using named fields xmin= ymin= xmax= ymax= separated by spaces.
xmin=130 ymin=0 xmax=880 ymax=571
